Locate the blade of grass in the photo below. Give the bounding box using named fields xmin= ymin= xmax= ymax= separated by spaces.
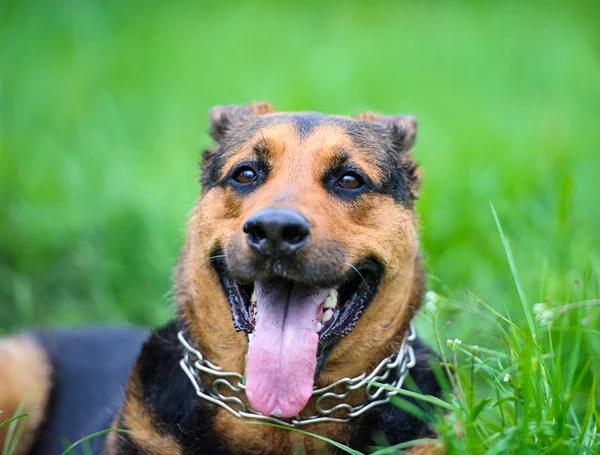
xmin=6 ymin=411 xmax=32 ymax=455
xmin=369 ymin=382 xmax=458 ymax=412
xmin=0 ymin=413 xmax=28 ymax=429
xmin=565 ymin=303 xmax=585 ymax=392
xmin=468 ymin=292 xmax=524 ymax=336
xmin=2 ymin=398 xmax=28 ymax=454
xmin=370 ymin=438 xmax=440 ymax=455
xmin=59 ymin=428 xmax=130 ymax=455
xmin=490 ymin=203 xmax=536 ymax=338
xmin=245 ymin=422 xmax=363 ymax=455
xmin=576 ymin=374 xmax=598 ymax=450
xmin=388 ymin=396 xmax=432 ymax=424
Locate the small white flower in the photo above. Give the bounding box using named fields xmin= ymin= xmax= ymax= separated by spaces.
xmin=446 ymin=338 xmax=462 ymax=349
xmin=425 ymin=290 xmax=439 ymax=302
xmin=533 ymin=303 xmax=545 ymax=314
xmin=536 ymin=309 xmax=554 ymax=326
xmin=424 ymin=291 xmax=439 ymax=313
xmin=534 ymin=304 xmax=555 ymax=326
xmin=503 ymin=374 xmax=511 ymax=383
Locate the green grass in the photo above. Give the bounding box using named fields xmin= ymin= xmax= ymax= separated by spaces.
xmin=1 ymin=412 xmax=29 ymax=455
xmin=0 ymin=411 xmax=127 ymax=455
xmin=0 ymin=0 xmax=599 ymax=453
xmin=409 ymin=211 xmax=600 ymax=454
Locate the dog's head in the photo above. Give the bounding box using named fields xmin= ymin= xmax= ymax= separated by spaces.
xmin=177 ymin=102 xmax=423 ymax=419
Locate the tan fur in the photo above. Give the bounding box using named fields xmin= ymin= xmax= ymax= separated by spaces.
xmin=406 ymin=443 xmax=445 ymax=454
xmin=174 ymin=110 xmax=426 ymax=452
xmin=101 ymin=414 xmax=122 ymax=455
xmin=103 ymin=429 xmax=118 ymax=455
xmin=121 ymin=391 xmax=182 ymax=455
xmin=214 ymin=411 xmax=340 ymax=454
xmin=0 ymin=336 xmax=52 ymax=453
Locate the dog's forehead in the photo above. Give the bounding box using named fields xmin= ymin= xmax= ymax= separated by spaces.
xmin=263 ymin=112 xmax=385 ymax=146
xmin=221 ymin=112 xmax=387 ymax=157
xmin=264 ymin=112 xmax=354 ymax=138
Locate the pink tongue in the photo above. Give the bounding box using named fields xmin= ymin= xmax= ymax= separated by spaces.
xmin=245 ymin=281 xmax=328 ymax=418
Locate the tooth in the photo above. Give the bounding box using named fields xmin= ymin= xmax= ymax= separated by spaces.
xmin=322 ymin=309 xmax=333 ymax=322
xmin=251 ymin=288 xmax=257 ymax=303
xmin=315 ymin=322 xmax=323 ymax=332
xmin=324 ymin=289 xmax=338 ymax=308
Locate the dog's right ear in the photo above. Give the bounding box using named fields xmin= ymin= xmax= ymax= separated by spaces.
xmin=201 ymin=102 xmax=276 ymax=191
xmin=209 ymin=102 xmax=276 ymax=141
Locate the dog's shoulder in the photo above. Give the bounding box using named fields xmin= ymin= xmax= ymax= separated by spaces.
xmin=109 ymin=320 xmax=220 ymax=455
xmin=348 ymin=337 xmax=444 ymax=451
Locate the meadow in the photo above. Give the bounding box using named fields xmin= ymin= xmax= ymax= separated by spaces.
xmin=1 ymin=1 xmax=599 ymax=453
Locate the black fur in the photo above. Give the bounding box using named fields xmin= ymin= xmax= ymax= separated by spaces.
xmin=114 ymin=320 xmax=222 ymax=454
xmin=293 ymin=112 xmax=325 ymax=137
xmin=113 ymin=319 xmax=442 ymax=454
xmin=348 ymin=338 xmax=443 ymax=451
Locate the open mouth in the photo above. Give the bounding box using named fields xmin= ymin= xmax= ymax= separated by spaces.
xmin=212 ymin=250 xmax=383 ymax=418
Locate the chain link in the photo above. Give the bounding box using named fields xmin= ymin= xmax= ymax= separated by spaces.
xmin=178 ymin=321 xmax=416 ymax=427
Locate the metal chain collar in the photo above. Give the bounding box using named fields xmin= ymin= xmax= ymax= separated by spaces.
xmin=178 ymin=321 xmax=416 ymax=427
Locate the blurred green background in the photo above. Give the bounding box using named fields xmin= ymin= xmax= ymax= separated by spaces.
xmin=1 ymin=0 xmax=598 ymax=350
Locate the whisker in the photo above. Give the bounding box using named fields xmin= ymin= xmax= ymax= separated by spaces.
xmin=345 ymin=262 xmax=369 ymax=288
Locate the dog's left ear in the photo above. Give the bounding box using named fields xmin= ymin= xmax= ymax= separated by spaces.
xmin=209 ymin=102 xmax=276 ymax=141
xmin=357 ymin=112 xmax=420 ymax=201
xmin=356 ymin=112 xmax=417 ymax=153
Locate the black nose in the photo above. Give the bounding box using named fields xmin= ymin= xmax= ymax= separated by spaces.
xmin=243 ymin=208 xmax=310 ymax=258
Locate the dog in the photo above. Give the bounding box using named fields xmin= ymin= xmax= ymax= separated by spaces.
xmin=0 ymin=103 xmax=443 ymax=454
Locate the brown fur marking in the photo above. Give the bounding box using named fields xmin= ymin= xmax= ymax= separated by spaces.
xmin=214 ymin=411 xmax=337 ymax=454
xmin=406 ymin=443 xmax=445 ymax=454
xmin=0 ymin=336 xmax=52 ymax=453
xmin=121 ymin=377 xmax=182 ymax=455
xmin=101 ymin=413 xmax=122 ymax=455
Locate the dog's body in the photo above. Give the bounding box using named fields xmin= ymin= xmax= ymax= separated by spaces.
xmin=1 ymin=104 xmax=443 ymax=454
xmin=14 ymin=328 xmax=148 ymax=455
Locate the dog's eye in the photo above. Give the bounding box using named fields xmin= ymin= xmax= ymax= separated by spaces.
xmin=233 ymin=167 xmax=257 ymax=184
xmin=338 ymin=172 xmax=363 ymax=190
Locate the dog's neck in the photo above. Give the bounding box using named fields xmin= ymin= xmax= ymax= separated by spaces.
xmin=169 ymin=245 xmax=425 ymax=453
